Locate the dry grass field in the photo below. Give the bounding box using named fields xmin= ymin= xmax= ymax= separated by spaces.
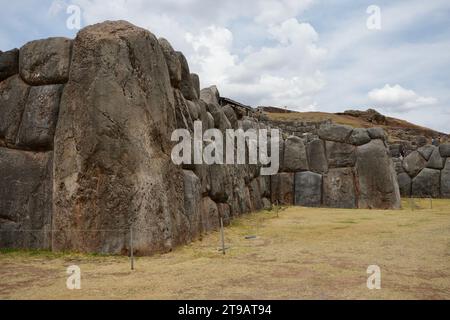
xmin=1 ymin=198 xmax=449 ymax=300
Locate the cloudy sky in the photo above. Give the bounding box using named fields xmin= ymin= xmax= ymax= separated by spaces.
xmin=1 ymin=0 xmax=449 ymax=133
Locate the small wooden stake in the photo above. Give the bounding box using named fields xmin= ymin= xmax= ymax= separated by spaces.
xmin=220 ymin=218 xmax=226 ymax=255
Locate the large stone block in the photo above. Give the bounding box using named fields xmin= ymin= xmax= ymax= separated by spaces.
xmin=209 ymin=164 xmax=233 ymax=203
xmin=176 ymin=51 xmax=198 ymax=101
xmin=283 ymin=136 xmax=308 ymax=172
xmin=323 ymin=168 xmax=356 ymax=208
xmin=402 ymin=151 xmax=426 ymax=177
xmin=318 ymin=124 xmax=353 ymax=143
xmin=412 ymin=168 xmax=440 ymax=198
xmin=325 ymin=141 xmax=356 ymax=168
xmin=439 ymin=144 xmax=450 ymax=158
xmin=158 ymin=38 xmax=182 ymax=88
xmin=53 ymin=21 xmax=188 ymax=255
xmin=367 ymin=127 xmax=386 ymax=140
xmin=223 ymin=105 xmax=238 ymax=129
xmin=418 ymin=145 xmax=436 ymax=161
xmin=20 ymin=37 xmax=72 ymax=85
xmin=0 ymin=148 xmax=52 ymax=249
xmin=295 ymin=171 xmax=322 ymax=207
xmin=16 ymin=84 xmax=63 ymax=150
xmin=426 ymin=148 xmax=444 ymax=170
xmin=348 ymin=128 xmax=371 ymax=146
xmin=0 ymin=48 xmax=19 ymax=82
xmin=0 ymin=75 xmax=30 ymax=145
xmin=190 ymin=73 xmax=200 ymax=98
xmin=200 ymin=85 xmax=220 ymax=106
xmin=307 ymin=139 xmax=328 ymax=174
xmin=441 ymin=159 xmax=450 ymax=198
xmin=200 ymin=197 xmax=220 ymax=233
xmin=356 ymin=140 xmax=401 ymax=209
xmin=183 ymin=170 xmax=202 ymax=240
xmin=397 ymin=172 xmax=411 ymax=197
xmin=248 ymin=178 xmax=263 ymax=211
xmin=270 ymin=173 xmax=294 ymax=205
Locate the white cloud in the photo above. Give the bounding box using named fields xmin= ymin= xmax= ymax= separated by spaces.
xmin=368 ymin=84 xmax=437 ymax=112
xmin=186 ymin=18 xmax=326 ymax=109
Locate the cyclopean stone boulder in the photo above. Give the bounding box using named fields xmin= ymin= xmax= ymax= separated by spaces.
xmin=355 ymin=140 xmax=401 ymax=209
xmin=348 ymin=128 xmax=371 ymax=146
xmin=271 ymin=173 xmax=294 ymax=205
xmin=0 ymin=75 xmax=30 ymax=145
xmin=323 ymin=168 xmax=356 ymax=208
xmin=183 ymin=170 xmax=202 ymax=240
xmin=412 ymin=168 xmax=441 ymax=198
xmin=158 ymin=38 xmax=182 ymax=88
xmin=307 ymin=139 xmax=328 ymax=174
xmin=294 ymin=171 xmax=322 ymax=207
xmin=426 ymin=148 xmax=445 ymax=170
xmin=441 ymin=159 xmax=450 ymax=198
xmin=0 ymin=49 xmax=19 ymax=82
xmin=283 ymin=136 xmax=308 ymax=172
xmin=439 ymin=144 xmax=450 ymax=158
xmin=397 ymin=172 xmax=412 ymax=197
xmin=402 ymin=151 xmax=426 ymax=177
xmin=53 ymin=21 xmax=188 ymax=255
xmin=19 ymin=37 xmax=72 ymax=85
xmin=318 ymin=123 xmax=353 ymax=143
xmin=16 ymin=84 xmax=63 ymax=150
xmin=0 ymin=148 xmax=53 ymax=249
xmin=325 ymin=141 xmax=356 ymax=168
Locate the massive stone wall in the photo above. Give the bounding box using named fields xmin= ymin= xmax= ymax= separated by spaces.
xmin=392 ymin=144 xmax=450 ymax=198
xmin=0 ymin=20 xmax=401 ymax=254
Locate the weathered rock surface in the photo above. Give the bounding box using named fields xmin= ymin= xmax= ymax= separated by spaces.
xmin=402 ymin=151 xmax=426 ymax=177
xmin=16 ymin=85 xmax=63 ymax=150
xmin=283 ymin=136 xmax=308 ymax=172
xmin=248 ymin=178 xmax=263 ymax=211
xmin=190 ymin=73 xmax=200 ymax=98
xmin=0 ymin=75 xmax=30 ymax=145
xmin=323 ymin=168 xmax=356 ymax=208
xmin=439 ymin=144 xmax=450 ymax=158
xmin=412 ymin=168 xmax=441 ymax=198
xmin=325 ymin=141 xmax=356 ymax=168
xmin=19 ymin=37 xmax=72 ymax=85
xmin=397 ymin=172 xmax=412 ymax=197
xmin=367 ymin=127 xmax=386 ymax=140
xmin=177 ymin=51 xmax=198 ymax=101
xmin=356 ymin=140 xmax=401 ymax=209
xmin=271 ymin=173 xmax=294 ymax=205
xmin=295 ymin=171 xmax=322 ymax=207
xmin=0 ymin=49 xmax=19 ymax=82
xmin=0 ymin=148 xmax=52 ymax=249
xmin=53 ymin=21 xmax=188 ymax=255
xmin=158 ymin=38 xmax=182 ymax=88
xmin=307 ymin=139 xmax=328 ymax=174
xmin=183 ymin=170 xmax=202 ymax=240
xmin=426 ymin=148 xmax=444 ymax=170
xmin=223 ymin=105 xmax=238 ymax=129
xmin=200 ymin=197 xmax=220 ymax=232
xmin=200 ymin=86 xmax=220 ymax=105
xmin=418 ymin=145 xmax=435 ymax=161
xmin=441 ymin=159 xmax=450 ymax=197
xmin=318 ymin=124 xmax=353 ymax=143
xmin=349 ymin=128 xmax=371 ymax=146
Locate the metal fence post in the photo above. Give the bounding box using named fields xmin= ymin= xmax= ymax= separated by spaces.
xmin=130 ymin=226 xmax=134 ymax=271
xmin=220 ymin=218 xmax=226 ymax=255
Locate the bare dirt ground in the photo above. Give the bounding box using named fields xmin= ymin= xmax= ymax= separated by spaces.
xmin=1 ymin=198 xmax=449 ymax=300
